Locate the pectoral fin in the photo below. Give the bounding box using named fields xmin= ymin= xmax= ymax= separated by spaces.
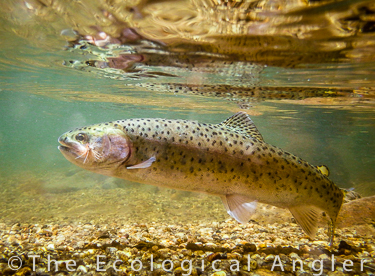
xmin=127 ymin=156 xmax=156 ymax=169
xmin=289 ymin=205 xmax=321 ymax=239
xmin=221 ymin=195 xmax=257 ymax=224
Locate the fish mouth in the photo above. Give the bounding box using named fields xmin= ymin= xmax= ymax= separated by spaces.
xmin=58 ymin=136 xmax=70 ymax=151
xmin=58 ymin=136 xmax=78 ymax=155
xmin=58 ymin=145 xmax=70 ymax=152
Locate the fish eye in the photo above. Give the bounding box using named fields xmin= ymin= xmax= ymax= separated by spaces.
xmin=75 ymin=133 xmax=88 ymax=142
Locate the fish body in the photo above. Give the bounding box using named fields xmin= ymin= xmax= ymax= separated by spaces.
xmin=58 ymin=112 xmax=343 ymax=244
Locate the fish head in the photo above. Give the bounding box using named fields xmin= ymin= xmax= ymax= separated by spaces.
xmin=58 ymin=125 xmax=130 ymax=173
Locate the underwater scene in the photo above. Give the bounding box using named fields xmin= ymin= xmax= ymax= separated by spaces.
xmin=0 ymin=0 xmax=375 ymax=275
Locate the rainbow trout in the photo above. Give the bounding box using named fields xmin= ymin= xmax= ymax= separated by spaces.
xmin=58 ymin=112 xmax=343 ymax=245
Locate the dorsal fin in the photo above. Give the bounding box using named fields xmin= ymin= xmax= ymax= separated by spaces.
xmin=218 ymin=112 xmax=263 ymax=141
xmin=317 ymin=165 xmax=330 ymax=177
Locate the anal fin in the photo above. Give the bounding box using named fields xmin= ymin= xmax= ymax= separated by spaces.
xmin=289 ymin=205 xmax=322 ymax=239
xmin=221 ymin=195 xmax=257 ymax=224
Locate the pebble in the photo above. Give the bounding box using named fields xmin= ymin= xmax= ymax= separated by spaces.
xmin=77 ymin=265 xmax=87 ymax=273
xmin=289 ymin=252 xmax=300 ymax=259
xmin=210 ymin=271 xmax=226 ymax=276
xmin=106 ymin=247 xmax=118 ymax=254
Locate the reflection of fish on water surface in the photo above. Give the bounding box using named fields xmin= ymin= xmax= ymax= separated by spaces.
xmin=58 ymin=112 xmax=344 ymax=245
xmin=129 ymin=83 xmax=354 ymax=102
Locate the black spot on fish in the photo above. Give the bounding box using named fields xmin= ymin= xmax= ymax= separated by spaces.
xmin=190 ymin=167 xmax=194 ymax=173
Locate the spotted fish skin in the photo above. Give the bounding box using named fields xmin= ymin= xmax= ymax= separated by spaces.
xmin=58 ymin=112 xmax=344 ymax=245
